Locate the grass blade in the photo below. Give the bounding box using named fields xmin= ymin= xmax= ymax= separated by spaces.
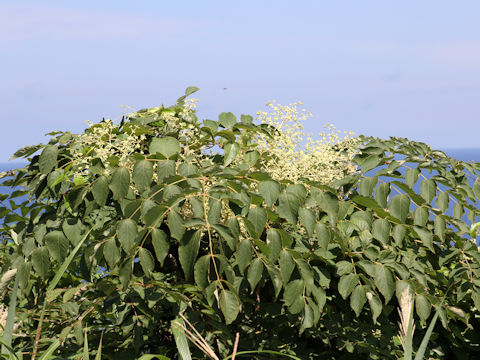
xmin=414 ymin=311 xmax=439 ymax=360
xmin=47 ymin=227 xmax=93 ymax=292
xmin=83 ymin=328 xmax=89 ymax=360
xmin=37 ymin=339 xmax=60 ymax=360
xmin=171 ymin=318 xmax=192 ymax=360
xmin=0 ymin=337 xmax=19 ymax=360
xmin=94 ymin=331 xmax=103 ymax=360
xmin=33 ymin=227 xmax=93 ymax=359
xmin=223 ymin=350 xmax=303 ymax=360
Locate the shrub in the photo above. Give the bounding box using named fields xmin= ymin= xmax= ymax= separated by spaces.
xmin=1 ymin=87 xmax=480 ymax=359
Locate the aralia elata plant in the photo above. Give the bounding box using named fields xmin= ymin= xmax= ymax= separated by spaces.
xmin=1 ymin=87 xmax=480 ymax=359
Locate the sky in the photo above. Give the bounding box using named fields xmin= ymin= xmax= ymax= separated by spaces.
xmin=1 ymin=1 xmax=480 ymax=163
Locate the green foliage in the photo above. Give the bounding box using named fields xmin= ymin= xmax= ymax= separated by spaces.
xmin=1 ymin=88 xmax=480 ymax=359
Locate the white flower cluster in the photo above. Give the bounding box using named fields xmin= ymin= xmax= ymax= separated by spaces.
xmin=70 ymin=120 xmax=146 ymax=176
xmin=69 ymin=99 xmax=204 ymax=186
xmin=256 ymin=101 xmax=360 ymax=184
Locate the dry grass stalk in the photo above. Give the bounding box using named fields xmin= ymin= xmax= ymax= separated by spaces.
xmin=0 ymin=303 xmax=8 ymax=333
xmin=174 ymin=314 xmax=241 ymax=360
xmin=231 ymin=332 xmax=240 ymax=360
xmin=397 ymin=288 xmax=415 ymax=350
xmin=175 ymin=313 xmax=219 ymax=360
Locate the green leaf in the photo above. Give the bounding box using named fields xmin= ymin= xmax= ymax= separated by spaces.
xmin=258 ymin=180 xmax=280 ymax=207
xmin=207 ymin=198 xmax=222 ymax=225
xmin=133 ymin=160 xmax=153 ymax=191
xmin=216 ymin=130 xmax=236 ymax=142
xmin=435 ymin=192 xmax=449 ymax=212
xmin=278 ymin=192 xmax=301 ymax=224
xmin=211 ymin=224 xmax=236 ymax=250
xmin=279 ymin=249 xmax=295 ymax=283
xmin=117 ymin=219 xmax=137 ymax=252
xmin=392 ymin=224 xmax=407 ymax=246
xmin=284 ymin=279 xmax=304 ymax=306
xmin=359 ymin=154 xmax=383 ymax=173
xmin=453 ymin=202 xmax=464 ymax=219
xmin=315 ymin=223 xmax=330 ymax=250
xmin=335 ymin=261 xmax=354 ymax=276
xmin=218 ymin=112 xmax=237 ymax=129
xmin=414 ymin=207 xmax=428 ymax=227
xmin=392 ymin=181 xmax=426 ymax=206
xmin=338 ymin=273 xmax=359 ymax=300
xmin=10 ymin=144 xmax=42 ymax=160
xmin=266 ymin=230 xmax=282 ymax=262
xmin=194 ymin=255 xmax=210 ymax=290
xmin=350 ymin=285 xmax=367 ymax=317
xmin=474 ymin=181 xmax=480 ymax=200
xmin=414 ymin=226 xmax=434 ymax=252
xmin=405 ymin=168 xmax=419 ymax=188
xmin=415 ymin=294 xmax=431 ymax=322
xmin=266 ymin=265 xmax=283 ymax=300
xmin=219 ymin=289 xmax=240 ymax=324
xmin=119 ymin=258 xmax=132 ymax=288
xmin=224 ymin=142 xmax=240 ymax=166
xmin=300 ymin=304 xmax=314 ymax=332
xmin=359 ymin=176 xmax=377 ymax=197
xmin=91 ymin=176 xmax=109 ymax=206
xmin=420 ymin=179 xmax=436 ymax=203
xmin=157 ymin=160 xmax=176 ymax=182
xmin=149 ymin=137 xmax=181 ymax=158
xmin=434 ymin=216 xmax=446 ymax=241
xmin=236 ymin=240 xmax=252 ymax=273
xmin=374 ymin=265 xmax=394 ymax=303
xmin=151 ymin=228 xmax=169 ymax=266
xmin=296 ymin=259 xmax=314 ymax=290
xmin=143 ymin=205 xmax=167 ymax=227
xmin=372 ymin=218 xmax=390 ymax=246
xmin=375 ymin=183 xmax=390 ymax=208
xmin=313 ymin=190 xmax=338 ymax=216
xmin=109 ymin=167 xmax=130 ymax=200
xmin=299 ymin=208 xmax=316 ymax=237
xmin=39 ymin=145 xmax=58 ymax=174
xmin=185 ymin=86 xmax=199 ymax=96
xmin=31 ymin=247 xmax=50 ymax=278
xmin=138 ymin=248 xmax=155 ymax=276
xmin=248 ymin=207 xmax=267 ymax=236
xmin=247 ymin=258 xmax=263 ymax=292
xmin=366 ymin=291 xmax=383 ymax=323
xmin=103 ymin=237 xmax=121 ymax=268
xmin=178 ymin=230 xmax=201 ymax=279
xmin=168 ymin=210 xmax=185 ymax=240
xmin=44 ymin=231 xmax=69 ymax=262
xmin=388 ymin=194 xmax=410 ymax=222
xmin=244 ymin=150 xmax=259 ymax=165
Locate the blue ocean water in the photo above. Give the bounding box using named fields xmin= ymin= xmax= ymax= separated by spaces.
xmin=443 ymin=149 xmax=480 ymax=163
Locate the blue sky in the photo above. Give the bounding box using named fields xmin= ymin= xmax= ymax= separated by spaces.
xmin=1 ymin=1 xmax=480 ymax=162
